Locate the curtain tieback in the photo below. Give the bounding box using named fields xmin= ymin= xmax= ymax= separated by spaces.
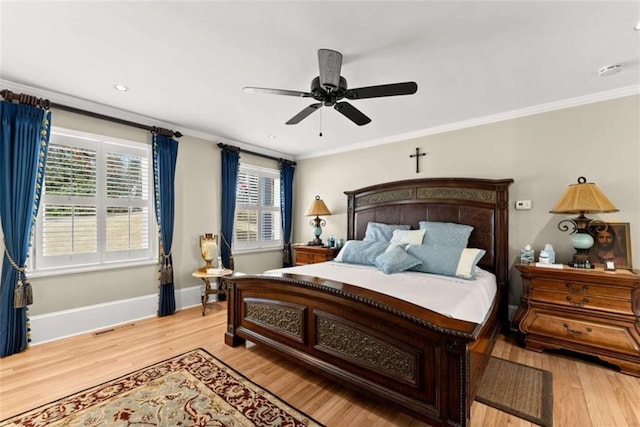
xmin=220 ymin=233 xmax=232 ymax=250
xmin=220 ymin=233 xmax=234 ymax=270
xmin=3 ymin=246 xmax=32 ymax=308
xmin=159 ymin=252 xmax=173 ymax=285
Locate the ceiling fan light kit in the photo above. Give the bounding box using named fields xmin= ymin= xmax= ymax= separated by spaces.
xmin=243 ymin=48 xmax=418 ymax=127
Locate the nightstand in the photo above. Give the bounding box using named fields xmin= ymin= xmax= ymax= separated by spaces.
xmin=513 ymin=264 xmax=640 ymax=376
xmin=294 ymin=245 xmax=340 ymax=266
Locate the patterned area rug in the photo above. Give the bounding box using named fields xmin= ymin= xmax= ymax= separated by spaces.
xmin=0 ymin=348 xmax=323 ymax=427
xmin=476 ymin=356 xmax=553 ymax=427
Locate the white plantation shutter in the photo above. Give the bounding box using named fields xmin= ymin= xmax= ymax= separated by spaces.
xmin=235 ymin=209 xmax=258 ymax=242
xmin=42 ymin=205 xmax=97 ymax=256
xmin=105 ymin=151 xmax=150 ymax=253
xmin=234 ymin=164 xmax=282 ymax=251
xmin=40 ymin=143 xmax=99 ymax=264
xmin=261 ymin=211 xmax=281 ymax=241
xmin=237 ymin=171 xmax=259 ymax=205
xmin=33 ymin=128 xmax=156 ymax=271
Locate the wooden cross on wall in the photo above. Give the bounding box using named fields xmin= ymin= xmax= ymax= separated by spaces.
xmin=409 ymin=147 xmax=426 ymax=173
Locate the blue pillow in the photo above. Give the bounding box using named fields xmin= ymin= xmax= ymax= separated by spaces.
xmin=335 ymin=240 xmax=389 ymax=266
xmin=419 ymin=221 xmax=473 ymax=247
xmin=363 ymin=222 xmax=410 ymax=243
xmin=406 ymin=244 xmax=485 ymax=279
xmin=374 ymin=246 xmax=422 ymax=274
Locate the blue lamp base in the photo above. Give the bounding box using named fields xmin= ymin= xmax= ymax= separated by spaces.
xmin=569 ymin=229 xmax=595 ymax=267
xmin=309 ymin=216 xmax=326 ymax=246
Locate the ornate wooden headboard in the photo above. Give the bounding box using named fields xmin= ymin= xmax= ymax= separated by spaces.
xmin=344 ymin=177 xmax=514 ymax=290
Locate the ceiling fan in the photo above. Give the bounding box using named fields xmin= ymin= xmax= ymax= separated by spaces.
xmin=243 ymin=49 xmax=418 ymax=126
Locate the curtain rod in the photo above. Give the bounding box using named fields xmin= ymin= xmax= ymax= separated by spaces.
xmin=218 ymin=143 xmax=296 ymax=166
xmin=1 ymin=89 xmax=182 ymax=138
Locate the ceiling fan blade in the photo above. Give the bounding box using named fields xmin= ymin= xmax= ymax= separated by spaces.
xmin=286 ymin=103 xmax=322 ymax=125
xmin=318 ymin=49 xmax=343 ymax=92
xmin=334 ymin=102 xmax=371 ymax=126
xmin=243 ymin=87 xmax=313 ymax=97
xmin=345 ymin=82 xmax=418 ymax=100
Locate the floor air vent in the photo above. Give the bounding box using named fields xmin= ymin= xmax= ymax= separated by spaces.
xmin=93 ymin=323 xmax=135 ymax=336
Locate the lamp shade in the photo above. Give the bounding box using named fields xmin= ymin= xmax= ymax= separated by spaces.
xmin=305 ymin=195 xmax=331 ymax=216
xmin=549 ymin=177 xmax=618 ymax=214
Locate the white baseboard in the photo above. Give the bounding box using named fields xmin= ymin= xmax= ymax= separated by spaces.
xmin=30 ymin=295 xmax=522 ymax=345
xmin=29 ymin=286 xmax=204 ymax=345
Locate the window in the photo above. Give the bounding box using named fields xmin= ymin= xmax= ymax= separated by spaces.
xmin=234 ymin=164 xmax=281 ymax=251
xmin=31 ymin=128 xmax=156 ymax=273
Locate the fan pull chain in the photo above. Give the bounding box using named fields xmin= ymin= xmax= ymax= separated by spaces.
xmin=319 ymin=108 xmax=323 ymax=137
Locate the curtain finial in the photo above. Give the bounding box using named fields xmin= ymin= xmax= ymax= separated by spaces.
xmin=1 ymin=89 xmax=50 ymax=110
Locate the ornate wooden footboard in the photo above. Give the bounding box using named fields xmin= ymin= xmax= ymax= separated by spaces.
xmin=223 ymin=177 xmax=513 ymax=426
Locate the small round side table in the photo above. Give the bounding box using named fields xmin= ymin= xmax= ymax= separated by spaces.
xmin=192 ymin=268 xmax=233 ymax=316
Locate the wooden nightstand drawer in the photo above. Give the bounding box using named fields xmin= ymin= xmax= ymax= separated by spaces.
xmin=294 ymin=246 xmax=340 ymax=266
xmin=533 ymin=278 xmax=632 ymax=300
xmin=523 ymin=310 xmax=640 ymax=355
xmin=295 ymin=252 xmax=313 ymax=265
xmin=531 ymin=289 xmax=634 ymax=315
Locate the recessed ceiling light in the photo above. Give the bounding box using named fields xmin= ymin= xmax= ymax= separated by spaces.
xmin=267 ymin=135 xmax=276 ymax=139
xmin=634 ymin=21 xmax=640 ymax=31
xmin=598 ymin=64 xmax=622 ymax=77
xmin=113 ymin=84 xmax=129 ymax=92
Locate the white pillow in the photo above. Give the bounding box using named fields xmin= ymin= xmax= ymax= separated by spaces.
xmin=363 ymin=222 xmax=410 ymax=243
xmin=390 ymin=229 xmax=426 ymax=245
xmin=456 ymin=248 xmax=486 ymax=279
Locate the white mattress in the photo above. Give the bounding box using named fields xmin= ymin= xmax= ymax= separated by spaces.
xmin=266 ymin=262 xmax=497 ymax=324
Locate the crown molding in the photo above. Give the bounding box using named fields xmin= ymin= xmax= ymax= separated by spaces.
xmin=0 ymin=79 xmax=292 ymax=161
xmin=296 ymin=85 xmax=640 ymax=160
xmin=3 ymin=79 xmax=637 ymax=163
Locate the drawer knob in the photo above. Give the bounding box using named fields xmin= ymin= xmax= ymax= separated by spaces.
xmin=562 ymin=323 xmax=592 ymax=336
xmin=566 ymin=295 xmax=590 ymax=307
xmin=566 ymin=283 xmax=589 ymax=293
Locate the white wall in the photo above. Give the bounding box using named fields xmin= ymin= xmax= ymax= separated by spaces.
xmin=0 ymin=108 xmax=283 ymax=317
xmin=292 ymin=95 xmax=640 ymax=311
xmin=1 ymin=93 xmax=637 ymax=325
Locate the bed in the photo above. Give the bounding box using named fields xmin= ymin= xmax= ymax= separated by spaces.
xmin=222 ymin=177 xmax=513 ymax=426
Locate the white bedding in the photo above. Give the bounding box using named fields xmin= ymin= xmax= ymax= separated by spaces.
xmin=266 ymin=261 xmax=497 ymax=324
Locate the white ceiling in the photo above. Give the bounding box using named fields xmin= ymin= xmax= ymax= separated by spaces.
xmin=1 ymin=1 xmax=639 ymax=159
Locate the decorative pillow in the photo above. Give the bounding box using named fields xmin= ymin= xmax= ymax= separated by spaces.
xmin=390 ymin=229 xmax=426 ymax=245
xmin=333 ymin=240 xmax=353 ymax=262
xmin=406 ymin=244 xmax=485 ymax=279
xmin=419 ymin=221 xmax=474 ymax=247
xmin=334 ymin=240 xmax=389 ymax=266
xmin=374 ymin=246 xmax=422 ymax=274
xmin=363 ymin=222 xmax=410 ymax=243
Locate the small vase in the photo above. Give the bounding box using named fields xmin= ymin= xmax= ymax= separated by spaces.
xmin=200 ymin=234 xmax=218 ymax=268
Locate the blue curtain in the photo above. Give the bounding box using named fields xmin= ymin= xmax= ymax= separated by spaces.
xmin=0 ymin=102 xmax=51 ymax=357
xmin=153 ymin=134 xmax=178 ymax=317
xmin=220 ymin=147 xmax=239 ymax=269
xmin=280 ymin=160 xmax=295 ymax=267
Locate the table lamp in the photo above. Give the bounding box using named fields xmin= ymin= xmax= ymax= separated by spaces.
xmin=305 ymin=195 xmax=331 ymax=246
xmin=549 ymin=177 xmax=618 ymax=265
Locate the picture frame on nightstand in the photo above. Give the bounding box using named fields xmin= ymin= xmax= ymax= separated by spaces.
xmin=605 ymin=260 xmax=616 ymax=271
xmin=588 ymin=222 xmax=632 ymax=269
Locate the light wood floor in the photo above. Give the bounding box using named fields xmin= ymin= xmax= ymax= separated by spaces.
xmin=1 ymin=304 xmax=639 ymax=426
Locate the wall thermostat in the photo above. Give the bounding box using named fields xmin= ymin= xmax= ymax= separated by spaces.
xmin=515 ymin=200 xmax=532 ymax=210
